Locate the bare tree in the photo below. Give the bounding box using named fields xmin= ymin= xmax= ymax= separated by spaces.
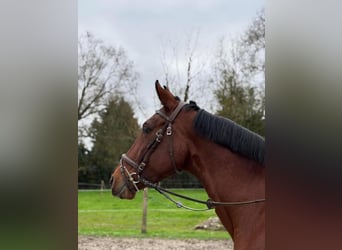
xmin=239 ymin=8 xmax=265 ymax=116
xmin=239 ymin=8 xmax=265 ymax=84
xmin=159 ymin=30 xmax=209 ymax=103
xmin=211 ymin=9 xmax=265 ymax=135
xmin=78 ymin=32 xmax=141 ymax=137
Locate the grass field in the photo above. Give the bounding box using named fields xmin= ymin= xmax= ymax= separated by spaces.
xmin=78 ymin=189 xmax=230 ymax=239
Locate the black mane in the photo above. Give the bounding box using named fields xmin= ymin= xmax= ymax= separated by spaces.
xmin=192 ymin=109 xmax=265 ymax=166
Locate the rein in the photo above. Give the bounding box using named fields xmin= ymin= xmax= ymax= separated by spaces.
xmin=141 ymin=178 xmax=265 ymax=211
xmin=118 ymin=101 xmax=265 ymax=210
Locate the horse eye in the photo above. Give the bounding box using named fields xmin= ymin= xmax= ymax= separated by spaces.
xmin=142 ymin=124 xmax=152 ymax=134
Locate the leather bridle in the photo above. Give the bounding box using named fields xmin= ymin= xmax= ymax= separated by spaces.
xmin=115 ymin=101 xmax=266 ymax=210
xmin=119 ymin=101 xmax=186 ymax=193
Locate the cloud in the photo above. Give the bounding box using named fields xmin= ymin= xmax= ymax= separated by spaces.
xmin=79 ymin=0 xmax=264 ymax=123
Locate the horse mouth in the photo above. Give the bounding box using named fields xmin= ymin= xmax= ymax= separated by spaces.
xmin=111 ymin=183 xmax=136 ymax=200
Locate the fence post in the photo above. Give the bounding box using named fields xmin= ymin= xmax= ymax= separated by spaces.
xmin=141 ymin=188 xmax=148 ymax=234
xmin=101 ymin=180 xmax=105 ymax=192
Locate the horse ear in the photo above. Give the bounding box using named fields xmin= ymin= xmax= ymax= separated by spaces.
xmin=155 ymin=80 xmax=177 ymax=110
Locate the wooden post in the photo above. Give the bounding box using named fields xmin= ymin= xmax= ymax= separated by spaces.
xmin=141 ymin=188 xmax=148 ymax=234
xmin=101 ymin=180 xmax=105 ymax=191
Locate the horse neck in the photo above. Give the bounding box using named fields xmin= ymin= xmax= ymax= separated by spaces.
xmin=187 ymin=137 xmax=265 ymax=200
xmin=186 ymin=137 xmax=265 ymax=244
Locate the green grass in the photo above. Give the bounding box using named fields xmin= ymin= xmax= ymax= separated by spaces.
xmin=78 ymin=189 xmax=230 ymax=239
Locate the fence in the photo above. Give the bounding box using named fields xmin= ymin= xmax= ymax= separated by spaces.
xmin=78 ymin=179 xmax=202 ymax=190
xmin=79 ymin=172 xmax=202 ymax=189
xmin=78 ymin=180 xmax=109 ymax=190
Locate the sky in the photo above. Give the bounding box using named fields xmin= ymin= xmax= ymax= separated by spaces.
xmin=78 ymin=0 xmax=264 ymax=125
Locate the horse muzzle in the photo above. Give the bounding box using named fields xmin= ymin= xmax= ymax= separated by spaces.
xmin=110 ymin=170 xmax=137 ymax=199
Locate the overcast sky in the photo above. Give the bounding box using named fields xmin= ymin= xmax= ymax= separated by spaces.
xmin=78 ymin=0 xmax=264 ymax=124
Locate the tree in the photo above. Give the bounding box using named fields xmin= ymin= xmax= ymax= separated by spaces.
xmin=88 ymin=97 xmax=140 ymax=184
xmin=78 ymin=32 xmax=140 ymax=137
xmin=239 ymin=8 xmax=265 ymax=80
xmin=159 ymin=30 xmax=209 ymax=103
xmin=78 ymin=142 xmax=100 ymax=186
xmin=212 ymin=9 xmax=265 ymax=136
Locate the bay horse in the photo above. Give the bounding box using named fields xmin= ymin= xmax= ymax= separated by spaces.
xmin=111 ymin=81 xmax=265 ymax=250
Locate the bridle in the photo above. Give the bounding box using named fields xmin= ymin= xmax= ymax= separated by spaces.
xmin=119 ymin=101 xmax=186 ymax=193
xmin=115 ymin=101 xmax=265 ymax=211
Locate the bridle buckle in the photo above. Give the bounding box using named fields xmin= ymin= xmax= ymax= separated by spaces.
xmin=156 ymin=129 xmax=163 ymax=142
xmin=166 ymin=124 xmax=172 ymax=136
xmin=138 ymin=162 xmax=146 ymax=172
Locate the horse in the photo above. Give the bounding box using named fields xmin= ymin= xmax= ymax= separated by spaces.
xmin=111 ymin=81 xmax=265 ymax=250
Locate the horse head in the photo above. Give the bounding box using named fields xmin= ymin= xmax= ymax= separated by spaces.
xmin=111 ymin=81 xmax=196 ymax=199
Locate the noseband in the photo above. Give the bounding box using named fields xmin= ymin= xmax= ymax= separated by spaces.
xmin=119 ymin=101 xmax=186 ymax=193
